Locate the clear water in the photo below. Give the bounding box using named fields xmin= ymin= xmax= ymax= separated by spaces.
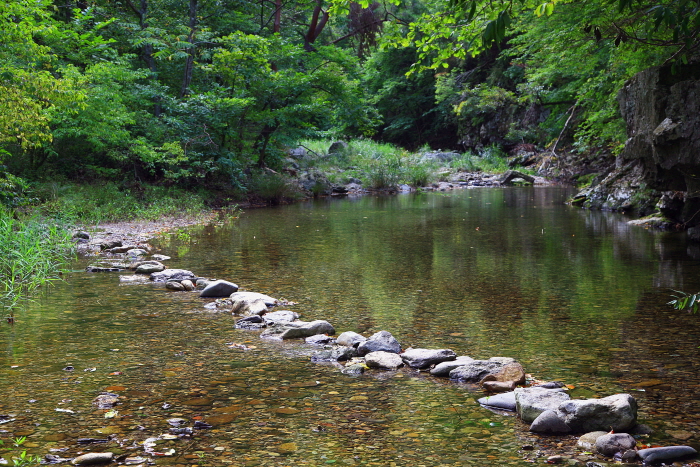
xmin=1 ymin=187 xmax=699 ymax=466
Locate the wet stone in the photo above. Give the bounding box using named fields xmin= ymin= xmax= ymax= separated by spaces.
xmin=637 ymin=446 xmax=698 ymax=463
xmin=305 ymin=334 xmax=336 ymax=345
xmin=336 ymin=331 xmax=366 ymax=348
xmin=400 ymin=348 xmax=456 ymax=369
xmin=92 ymin=393 xmax=119 ymax=409
xmin=165 ymin=280 xmax=185 ymax=291
xmin=595 ymin=433 xmax=636 ymax=457
xmin=311 ymin=346 xmax=357 ymax=362
xmin=234 ymin=315 xmax=266 ymax=330
xmin=71 ymin=452 xmax=114 ymax=465
xmin=430 ymin=356 xmax=474 ymax=376
xmin=199 ymin=280 xmax=239 ymax=298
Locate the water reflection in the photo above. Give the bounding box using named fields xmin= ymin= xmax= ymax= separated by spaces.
xmin=1 ymin=187 xmax=699 ymax=465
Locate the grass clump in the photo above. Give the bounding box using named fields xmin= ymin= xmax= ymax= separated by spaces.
xmin=0 ymin=208 xmax=73 ymax=312
xmin=34 ymin=182 xmax=209 ymax=224
xmin=247 ymin=171 xmax=301 ymax=204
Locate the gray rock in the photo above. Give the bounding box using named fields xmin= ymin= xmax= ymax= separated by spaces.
xmin=234 ymin=315 xmax=265 ymax=330
xmin=134 ymin=261 xmax=165 ymax=274
xmin=71 ymin=452 xmax=114 ymax=465
xmin=515 ymin=387 xmax=570 ymax=423
xmin=430 ymin=356 xmax=474 ymax=376
xmin=365 ymin=351 xmax=404 ymax=370
xmin=341 ymin=363 xmax=366 ymax=375
xmin=637 ymin=446 xmax=697 ymax=463
xmin=478 ymin=391 xmax=516 ymax=411
xmin=200 ymin=280 xmax=239 ymax=298
xmin=151 ymin=268 xmax=197 ymax=283
xmin=229 ymin=291 xmax=278 ymax=316
xmin=595 ymin=433 xmax=636 ymax=457
xmin=196 ymin=279 xmax=211 ymax=289
xmin=119 ymin=275 xmax=150 ymax=283
xmin=336 ymin=331 xmax=367 ymax=348
xmin=529 ymin=410 xmax=571 ymax=434
xmin=577 ymin=431 xmax=608 ymax=450
xmin=311 ymin=346 xmax=357 ymax=362
xmin=556 ymin=393 xmax=637 ymax=432
xmin=305 ymin=334 xmax=336 ymax=345
xmin=73 ymin=231 xmax=90 ymax=240
xmin=400 ymin=348 xmax=456 ymax=369
xmin=180 ymin=279 xmax=195 ymax=291
xmin=328 ymin=141 xmax=348 ymax=154
xmin=357 ymin=331 xmax=401 ymax=356
xmin=260 ymin=320 xmax=335 ymax=340
xmin=126 ymin=248 xmax=148 ymax=257
xmin=262 ymin=310 xmax=299 ymax=324
xmin=535 ymin=381 xmax=565 ymax=389
xmin=449 ymin=357 xmax=517 ymax=383
xmin=165 ymin=281 xmax=185 ymax=291
xmin=151 ymin=254 xmax=170 ymax=261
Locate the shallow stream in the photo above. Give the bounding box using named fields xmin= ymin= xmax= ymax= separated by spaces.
xmin=1 ymin=187 xmax=700 ymax=466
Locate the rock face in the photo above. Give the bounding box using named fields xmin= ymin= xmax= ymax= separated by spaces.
xmin=556 ymin=393 xmax=637 ymax=432
xmin=365 ymin=351 xmax=404 ymax=370
xmin=151 ymin=269 xmax=197 ymax=283
xmin=449 ymin=357 xmax=516 ymax=383
xmin=574 ymin=61 xmax=700 ymax=228
xmin=199 ymin=280 xmax=239 ymax=298
xmin=229 ymin=292 xmax=277 ymax=316
xmin=400 ymin=348 xmax=456 ymax=369
xmin=356 ymin=331 xmax=401 ymax=356
xmin=515 ymin=387 xmax=570 ymax=423
xmin=260 ymin=320 xmax=335 ymax=340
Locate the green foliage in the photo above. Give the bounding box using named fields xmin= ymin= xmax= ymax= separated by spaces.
xmin=0 ymin=209 xmax=73 ymax=311
xmin=668 ymin=290 xmax=700 ymax=314
xmin=34 ymin=183 xmax=209 ymax=223
xmin=247 ymin=172 xmax=300 ymax=204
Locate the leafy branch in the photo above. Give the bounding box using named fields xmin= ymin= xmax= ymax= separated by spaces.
xmin=667 ymin=289 xmax=700 ymax=314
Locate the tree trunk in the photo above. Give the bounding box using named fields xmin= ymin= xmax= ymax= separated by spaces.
xmin=303 ymin=0 xmax=329 ymax=51
xmin=179 ymin=0 xmax=198 ymax=98
xmin=125 ymin=0 xmax=161 ymax=116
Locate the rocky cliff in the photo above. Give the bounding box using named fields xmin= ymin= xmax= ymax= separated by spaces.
xmin=572 ymin=60 xmax=700 ymax=234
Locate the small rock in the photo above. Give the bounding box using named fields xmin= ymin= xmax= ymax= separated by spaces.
xmin=199 ymin=280 xmax=239 ymax=298
xmin=336 ymin=331 xmax=367 ymax=348
xmin=595 ymin=433 xmax=636 ymax=457
xmin=515 ymin=387 xmax=570 ymax=423
xmin=577 ymin=431 xmax=608 ymax=450
xmin=482 ymin=380 xmax=516 ymax=393
xmin=449 ymin=357 xmax=517 ymax=383
xmin=356 ymin=331 xmax=401 ymax=356
xmin=430 ymin=356 xmax=474 ymax=376
xmin=260 ymin=320 xmax=335 ymax=340
xmin=262 ymin=310 xmax=299 ymax=325
xmin=165 ymin=281 xmax=185 ymax=291
xmin=305 ymin=334 xmax=336 ymax=345
xmin=478 ymin=391 xmax=517 ymax=411
xmin=126 ymin=248 xmax=148 ymax=257
xmin=181 ymin=279 xmax=195 ymax=291
xmin=365 ymin=351 xmax=404 ymax=370
xmin=134 ymin=262 xmax=165 ymax=274
xmin=229 ymin=291 xmax=278 ymax=316
xmin=73 ymin=231 xmax=90 ymax=240
xmin=480 ymin=361 xmax=526 ymax=386
xmin=637 ymin=446 xmax=697 ymax=463
xmin=341 ymin=363 xmax=367 ymax=375
xmin=546 ymin=455 xmax=563 ymax=464
xmin=152 ymin=254 xmax=170 ymax=261
xmin=151 ymin=269 xmax=197 ymax=283
xmin=529 ymin=410 xmax=571 ymax=434
xmin=311 ymin=346 xmax=357 ymax=362
xmin=400 ymin=348 xmax=456 ymax=369
xmin=71 ymin=452 xmax=114 ymax=465
xmin=92 ymin=393 xmax=119 ymax=409
xmin=234 ymin=315 xmax=266 ymax=330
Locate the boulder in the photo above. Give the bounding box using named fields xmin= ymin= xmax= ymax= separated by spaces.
xmin=430 ymin=356 xmax=474 ymax=376
xmin=637 ymin=446 xmax=697 ymax=463
xmin=336 ymin=331 xmax=367 ymax=348
xmin=151 ymin=268 xmax=197 ymax=283
xmin=529 ymin=410 xmax=571 ymax=434
xmin=477 ymin=391 xmax=517 ymax=411
xmin=200 ymin=280 xmax=239 ymax=298
xmin=449 ymin=357 xmax=517 ymax=383
xmin=311 ymin=346 xmax=357 ymax=362
xmin=595 ymin=433 xmax=636 ymax=457
xmin=577 ymin=431 xmax=608 ymax=450
xmin=262 ymin=310 xmax=299 ymax=325
xmin=229 ymin=292 xmax=278 ymax=316
xmin=357 ymin=331 xmax=401 ymax=356
xmin=515 ymin=387 xmax=571 ymax=423
xmin=134 ymin=261 xmax=165 ymax=274
xmin=260 ymin=320 xmax=335 ymax=340
xmin=556 ymin=393 xmax=637 ymax=432
xmin=365 ymin=351 xmax=404 ymax=370
xmin=71 ymin=452 xmax=114 ymax=465
xmin=480 ymin=362 xmax=526 ymax=386
xmin=400 ymin=348 xmax=456 ymax=369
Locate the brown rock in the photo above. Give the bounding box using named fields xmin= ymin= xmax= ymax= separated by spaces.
xmin=480 ymin=362 xmax=526 ymax=386
xmin=482 ymin=380 xmax=516 ymax=393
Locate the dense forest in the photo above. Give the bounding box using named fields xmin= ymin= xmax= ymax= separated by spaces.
xmin=1 ymin=0 xmax=699 ymax=212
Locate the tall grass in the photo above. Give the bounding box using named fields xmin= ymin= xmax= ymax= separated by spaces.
xmin=35 ymin=183 xmax=209 ymax=224
xmin=0 ymin=209 xmax=73 ymax=312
